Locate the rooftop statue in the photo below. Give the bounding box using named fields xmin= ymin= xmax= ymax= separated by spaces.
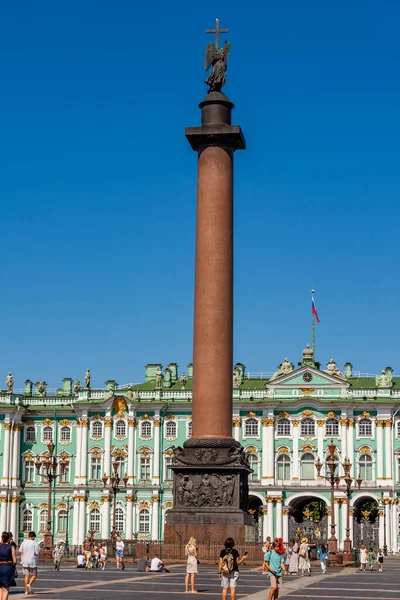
xmin=324 ymin=358 xmax=345 ymax=379
xmin=376 ymin=368 xmax=392 ymax=388
xmin=269 ymin=358 xmax=294 ymax=381
xmin=85 ymin=368 xmax=91 ymax=389
xmin=6 ymin=372 xmax=13 ymax=393
xmin=204 ymin=19 xmax=230 ymax=93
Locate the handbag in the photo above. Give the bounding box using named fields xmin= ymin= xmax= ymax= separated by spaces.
xmin=13 ymin=567 xmax=18 ymax=578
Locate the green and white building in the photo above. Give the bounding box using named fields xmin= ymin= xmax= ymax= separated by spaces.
xmin=1 ymin=345 xmax=399 ymax=550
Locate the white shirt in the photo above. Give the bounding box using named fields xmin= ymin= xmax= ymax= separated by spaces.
xmin=77 ymin=554 xmax=85 ymax=566
xmin=151 ymin=557 xmax=163 ymax=571
xmin=116 ymin=541 xmax=124 ymax=551
xmin=19 ymin=539 xmax=40 ymax=568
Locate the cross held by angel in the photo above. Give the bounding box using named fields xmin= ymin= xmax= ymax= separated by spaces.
xmin=205 ymin=19 xmax=231 ymax=93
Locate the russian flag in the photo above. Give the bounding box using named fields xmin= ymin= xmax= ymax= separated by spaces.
xmin=312 ymin=298 xmax=320 ymax=323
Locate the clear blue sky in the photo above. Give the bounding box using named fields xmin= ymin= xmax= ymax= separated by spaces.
xmin=1 ymin=0 xmax=399 ymax=388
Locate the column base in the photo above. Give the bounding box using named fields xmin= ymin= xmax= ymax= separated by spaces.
xmin=166 ymin=438 xmax=253 ymax=544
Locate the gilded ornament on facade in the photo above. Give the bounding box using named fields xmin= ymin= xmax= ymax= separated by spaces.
xmin=317 ymin=420 xmax=325 ymax=427
xmin=232 ymin=418 xmax=241 ymax=427
xmin=302 ymin=410 xmax=314 ymax=416
xmin=279 ymin=411 xmax=290 ymax=418
xmin=3 ymin=423 xmax=12 ymax=431
xmin=140 ymin=448 xmax=150 ymax=457
xmin=39 ymin=502 xmax=48 ymax=509
xmin=13 ymin=423 xmax=23 ymax=431
xmin=153 ymin=419 xmax=161 ymax=427
xmin=360 ymin=411 xmax=371 ymax=419
xmin=166 ymin=414 xmax=176 ymax=420
xmin=89 ymin=501 xmax=100 ymax=509
xmin=326 ymin=411 xmax=337 ymax=419
xmin=302 ymin=445 xmax=313 ymax=452
xmin=43 ymin=419 xmax=54 ymax=426
xmin=261 ymin=418 xmax=274 ymax=427
xmin=138 ymin=501 xmax=150 ymax=510
xmin=113 ymin=397 xmax=128 ymax=414
xmin=384 ymin=419 xmax=392 ymax=427
xmin=292 ymin=420 xmax=300 ymax=427
xmin=376 ymin=419 xmax=384 ymax=427
xmin=128 ymin=419 xmax=137 ymax=428
xmin=267 ymin=497 xmax=274 ymax=503
xmin=81 ymin=419 xmax=89 ymax=428
xmin=246 ymin=446 xmax=257 ymax=455
xmin=360 ymin=446 xmax=371 ymax=455
xmin=152 ymin=496 xmax=160 ymax=503
xmin=25 ymin=420 xmax=35 ymax=425
xmin=104 ymin=418 xmax=113 ymax=427
xmin=89 ymin=448 xmax=101 ymax=457
xmin=300 ymin=389 xmax=314 ymax=396
xmin=278 ymin=447 xmax=289 ymax=455
xmin=11 ymin=496 xmax=20 ymax=504
xmin=164 ymin=501 xmax=173 ymax=509
xmin=60 ymin=419 xmax=71 ymax=426
xmin=340 ymin=418 xmax=347 ymax=426
xmin=246 ymin=412 xmax=257 ymax=418
xmin=141 ymin=414 xmax=150 ymax=420
xmin=282 ymin=508 xmax=290 ymax=516
xmin=347 ymin=418 xmax=355 ymax=427
xmin=58 ymin=503 xmax=67 ymax=509
xmin=101 ymin=496 xmax=110 ymax=502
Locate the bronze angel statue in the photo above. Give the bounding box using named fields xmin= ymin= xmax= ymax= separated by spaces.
xmin=204 ymin=40 xmax=231 ymax=93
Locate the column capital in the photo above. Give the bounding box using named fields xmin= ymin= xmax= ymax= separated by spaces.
xmin=292 ymin=420 xmax=299 ymax=427
xmin=275 ymin=497 xmax=283 ymax=503
xmin=282 ymin=508 xmax=290 ymax=516
xmin=104 ymin=418 xmax=113 ymax=427
xmin=384 ymin=419 xmax=392 ymax=427
xmin=153 ymin=419 xmax=161 ymax=427
xmin=81 ymin=419 xmax=89 ymax=428
xmin=13 ymin=423 xmax=23 ymax=431
xmin=128 ymin=418 xmax=137 ymax=428
xmin=376 ymin=419 xmax=384 ymax=427
xmin=261 ymin=418 xmax=275 ymax=427
xmin=3 ymin=423 xmax=11 ymax=431
xmin=232 ymin=418 xmax=241 ymax=427
xmin=340 ymin=418 xmax=348 ymax=426
xmin=347 ymin=418 xmax=355 ymax=427
xmin=317 ymin=420 xmax=325 ymax=427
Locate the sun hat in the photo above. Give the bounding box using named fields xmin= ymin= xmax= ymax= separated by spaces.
xmin=301 ymin=537 xmax=308 ymax=544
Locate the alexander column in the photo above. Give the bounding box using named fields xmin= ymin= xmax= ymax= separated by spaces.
xmin=165 ymin=20 xmax=252 ymax=544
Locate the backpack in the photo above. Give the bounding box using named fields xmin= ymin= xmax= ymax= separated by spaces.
xmin=221 ymin=551 xmax=234 ymax=574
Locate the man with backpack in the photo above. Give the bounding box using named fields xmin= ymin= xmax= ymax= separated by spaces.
xmin=264 ymin=539 xmax=287 ymax=600
xmin=218 ymin=537 xmax=248 ymax=600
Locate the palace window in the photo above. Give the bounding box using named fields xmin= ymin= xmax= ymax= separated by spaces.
xmin=60 ymin=426 xmax=71 ymax=442
xmin=244 ymin=418 xmax=259 ymax=437
xmin=115 ymin=508 xmax=124 ymax=534
xmin=91 ymin=456 xmax=102 ymax=481
xmin=42 ymin=426 xmax=53 ymax=443
xmin=92 ymin=421 xmax=103 ymax=438
xmin=277 ymin=418 xmax=291 ymax=436
xmin=325 ymin=418 xmax=339 ymax=437
xmin=301 ymin=452 xmax=315 ymax=480
xmin=141 ymin=421 xmax=152 ymax=437
xmin=247 ymin=453 xmax=259 ymax=480
xmin=300 ymin=418 xmax=315 ymax=437
xmin=114 ymin=456 xmax=126 ymax=479
xmin=187 ymin=421 xmax=192 ymax=438
xmin=25 ymin=427 xmax=36 ymax=443
xmin=140 ymin=456 xmax=151 ymax=481
xmin=89 ymin=508 xmax=101 ymax=532
xmin=57 ymin=510 xmax=68 ymax=533
xmin=358 ymin=454 xmax=373 ymax=481
xmin=24 ymin=460 xmax=35 ymax=483
xmin=139 ymin=509 xmax=150 ymax=533
xmin=22 ymin=509 xmax=33 ymax=532
xmin=115 ymin=420 xmax=126 ymax=438
xmin=165 ymin=455 xmax=173 ymax=480
xmin=277 ymin=454 xmax=291 ymax=481
xmin=165 ymin=420 xmax=177 ymax=438
xmin=60 ymin=461 xmax=70 ymax=483
xmin=397 ymin=421 xmax=400 ymax=437
xmin=39 ymin=510 xmax=48 ymax=533
xmin=358 ymin=418 xmax=372 ymax=436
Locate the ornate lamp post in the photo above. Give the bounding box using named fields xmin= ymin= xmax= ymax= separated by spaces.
xmin=35 ymin=441 xmax=68 ymax=550
xmin=315 ymin=442 xmax=362 ymax=555
xmin=102 ymin=460 xmax=128 ymax=538
xmin=61 ymin=494 xmax=73 ymax=557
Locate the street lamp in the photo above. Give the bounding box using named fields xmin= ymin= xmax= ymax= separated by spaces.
xmin=315 ymin=442 xmax=362 ymax=554
xmin=102 ymin=460 xmax=128 ymax=538
xmin=61 ymin=494 xmax=73 ymax=557
xmin=35 ymin=441 xmax=68 ymax=550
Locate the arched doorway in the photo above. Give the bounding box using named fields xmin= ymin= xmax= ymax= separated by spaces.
xmin=248 ymin=495 xmax=263 ymax=543
xmin=353 ymin=496 xmax=379 ymax=549
xmin=288 ymin=496 xmax=328 ymax=544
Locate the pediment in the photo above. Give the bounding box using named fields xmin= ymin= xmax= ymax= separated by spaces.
xmin=267 ymin=366 xmax=349 ymax=389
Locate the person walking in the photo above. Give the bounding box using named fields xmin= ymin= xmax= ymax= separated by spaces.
xmin=288 ymin=539 xmax=299 ymax=575
xmin=368 ymin=547 xmax=375 ymax=571
xmin=262 ymin=538 xmax=271 ymax=575
xmin=317 ymin=544 xmax=328 ymax=574
xmin=99 ymin=542 xmax=108 ymax=570
xmin=359 ymin=545 xmax=367 ymax=571
xmin=52 ymin=542 xmax=63 ymax=571
xmin=0 ymin=531 xmax=16 ymax=600
xmin=218 ymin=537 xmax=247 ymax=600
xmin=115 ymin=536 xmax=125 ymax=570
xmin=298 ymin=537 xmax=310 ymax=576
xmin=19 ymin=531 xmax=40 ymax=596
xmin=264 ymin=539 xmax=287 ymax=600
xmin=185 ymin=537 xmax=198 ymax=593
xmin=376 ymin=549 xmax=384 ymax=572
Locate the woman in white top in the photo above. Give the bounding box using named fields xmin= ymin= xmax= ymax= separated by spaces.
xmin=185 ymin=537 xmax=198 ymax=593
xmin=359 ymin=545 xmax=367 ymax=571
xmin=115 ymin=536 xmax=125 ymax=571
xmin=298 ymin=537 xmax=310 ymax=576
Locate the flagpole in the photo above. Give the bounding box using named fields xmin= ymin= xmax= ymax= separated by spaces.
xmin=311 ymin=289 xmax=315 ymax=353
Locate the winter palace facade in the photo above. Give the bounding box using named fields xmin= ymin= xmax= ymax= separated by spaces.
xmin=1 ymin=346 xmax=400 ymax=550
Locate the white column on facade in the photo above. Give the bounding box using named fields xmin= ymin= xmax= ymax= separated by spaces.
xmin=376 ymin=421 xmax=384 ymax=480
xmin=347 ymin=418 xmax=355 ymax=467
xmin=275 ymin=497 xmax=283 ymax=539
xmin=266 ymin=498 xmax=274 ymax=538
xmin=334 ymin=500 xmax=340 ymax=547
xmin=80 ymin=419 xmax=89 ymax=485
xmin=282 ymin=508 xmax=289 ymax=543
xmin=127 ymin=418 xmax=136 ymax=485
xmin=74 ymin=424 xmax=82 ymax=484
xmin=292 ymin=421 xmax=299 ymax=480
xmin=327 ymin=508 xmax=332 ymax=540
xmin=72 ymin=496 xmax=80 ymax=545
xmin=132 ymin=501 xmax=137 ymax=537
xmin=384 ymin=421 xmax=393 ymax=481
xmin=340 ymin=416 xmax=348 ymax=460
xmin=233 ymin=418 xmax=241 ymax=443
xmin=341 ymin=500 xmax=348 ymax=547
xmin=317 ymin=420 xmax=324 ymax=461
xmin=392 ymin=501 xmax=398 ymax=554
xmin=384 ymin=500 xmax=391 ymax=553
xmin=78 ymin=497 xmax=86 ymax=543
xmin=0 ymin=499 xmax=7 ymax=533
xmin=152 ymin=497 xmax=159 ymax=540
xmin=2 ymin=423 xmax=11 ymax=484
xmin=9 ymin=497 xmax=17 ymax=536
xmin=102 ymin=497 xmax=110 ymax=538
xmin=262 ymin=418 xmax=275 ymax=481
xmin=262 ymin=508 xmax=268 ymax=540
xmin=379 ymin=508 xmax=385 ymax=549
xmin=126 ymin=496 xmax=133 ymax=538
xmin=104 ymin=418 xmax=112 ymax=477
xmin=11 ymin=424 xmax=22 ymax=487
xmin=349 ymin=507 xmax=354 ymax=546
xmin=152 ymin=417 xmax=161 ymax=485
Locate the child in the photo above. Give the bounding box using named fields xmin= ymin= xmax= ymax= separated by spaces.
xmin=317 ymin=544 xmax=328 ymax=574
xmin=359 ymin=545 xmax=367 ymax=571
xmin=368 ymin=547 xmax=375 ymax=571
xmin=264 ymin=539 xmax=287 ymax=600
xmin=52 ymin=542 xmax=63 ymax=571
xmin=376 ymin=549 xmax=384 ymax=572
